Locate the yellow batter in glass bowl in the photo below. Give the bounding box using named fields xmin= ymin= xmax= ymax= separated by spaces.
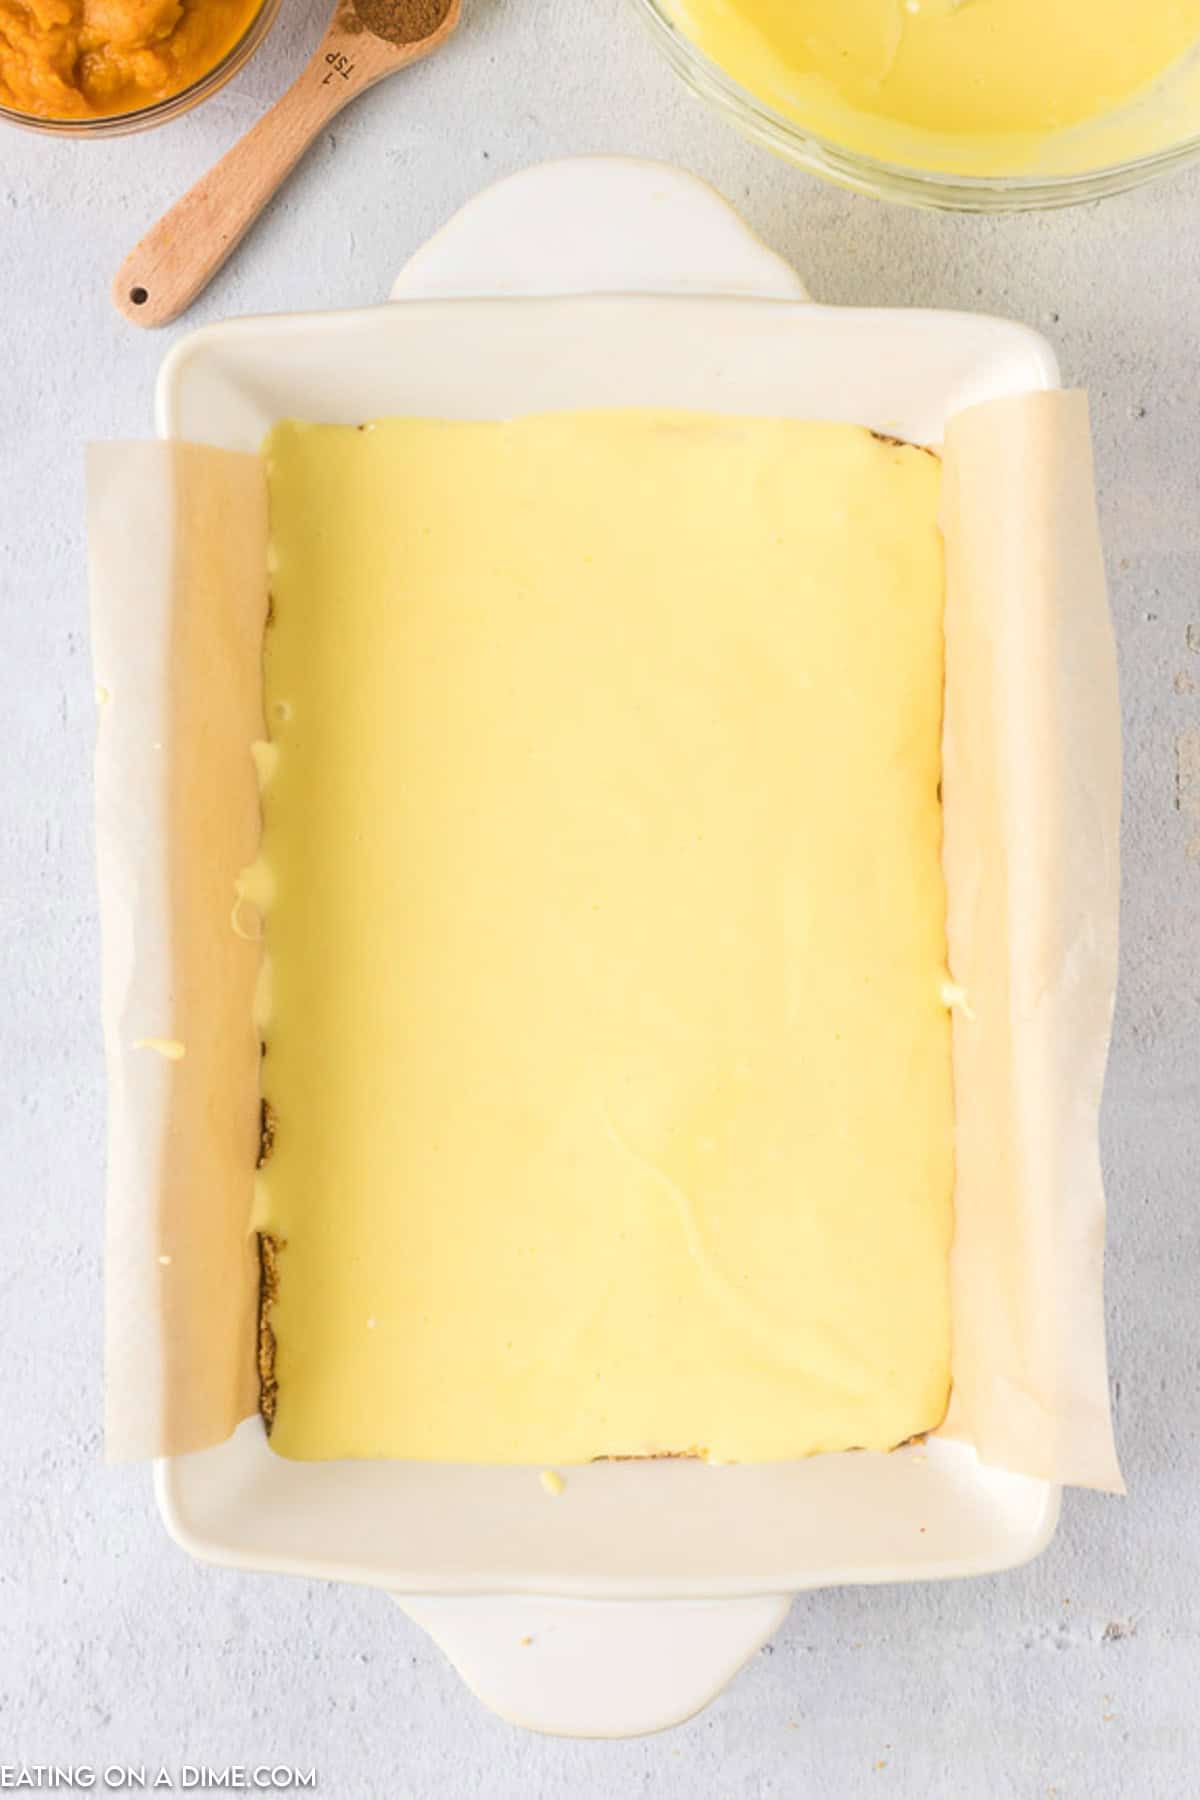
xmin=634 ymin=0 xmax=1200 ymax=207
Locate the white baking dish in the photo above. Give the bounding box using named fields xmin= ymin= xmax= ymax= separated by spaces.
xmin=153 ymin=158 xmax=1062 ymax=1738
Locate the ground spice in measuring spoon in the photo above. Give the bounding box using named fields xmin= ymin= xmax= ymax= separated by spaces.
xmin=352 ymin=0 xmax=450 ymax=43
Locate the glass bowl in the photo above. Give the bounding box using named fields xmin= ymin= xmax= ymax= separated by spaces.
xmin=0 ymin=0 xmax=282 ymax=138
xmin=629 ymin=0 xmax=1200 ymax=212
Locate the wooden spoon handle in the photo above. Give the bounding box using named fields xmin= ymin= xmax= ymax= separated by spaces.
xmin=112 ymin=54 xmax=358 ymax=329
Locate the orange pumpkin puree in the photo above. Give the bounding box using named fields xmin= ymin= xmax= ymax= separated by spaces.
xmin=0 ymin=0 xmax=262 ymax=120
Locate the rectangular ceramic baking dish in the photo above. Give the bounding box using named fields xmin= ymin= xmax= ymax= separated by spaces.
xmin=150 ymin=158 xmax=1063 ymax=1737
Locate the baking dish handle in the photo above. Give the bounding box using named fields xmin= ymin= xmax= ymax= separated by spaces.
xmin=389 ymin=156 xmax=811 ymax=304
xmin=395 ymin=1593 xmax=791 ymax=1738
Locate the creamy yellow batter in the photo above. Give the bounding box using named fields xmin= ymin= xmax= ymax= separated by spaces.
xmin=258 ymin=411 xmax=954 ymax=1464
xmin=666 ymin=0 xmax=1200 ymax=176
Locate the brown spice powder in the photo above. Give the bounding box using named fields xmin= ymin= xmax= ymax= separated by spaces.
xmin=352 ymin=0 xmax=451 ymax=44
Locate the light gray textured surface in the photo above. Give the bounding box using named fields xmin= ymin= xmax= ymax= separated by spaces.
xmin=3 ymin=0 xmax=1199 ymax=1792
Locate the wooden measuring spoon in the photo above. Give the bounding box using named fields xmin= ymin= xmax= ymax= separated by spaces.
xmin=112 ymin=0 xmax=460 ymax=328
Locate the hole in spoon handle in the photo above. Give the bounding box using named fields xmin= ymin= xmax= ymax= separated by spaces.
xmin=118 ymin=282 xmax=154 ymax=322
xmin=112 ymin=218 xmax=210 ymax=328
xmin=111 ymin=259 xmax=182 ymax=329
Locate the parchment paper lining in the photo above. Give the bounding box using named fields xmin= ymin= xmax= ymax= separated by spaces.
xmin=87 ymin=392 xmax=1123 ymax=1490
xmin=89 ymin=443 xmax=265 ymax=1461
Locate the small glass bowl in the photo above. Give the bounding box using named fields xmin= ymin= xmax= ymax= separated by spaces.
xmin=0 ymin=0 xmax=282 ymax=139
xmin=628 ymin=0 xmax=1200 ymax=212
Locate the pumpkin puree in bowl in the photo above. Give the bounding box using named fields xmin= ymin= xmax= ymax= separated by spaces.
xmin=0 ymin=0 xmax=262 ymax=120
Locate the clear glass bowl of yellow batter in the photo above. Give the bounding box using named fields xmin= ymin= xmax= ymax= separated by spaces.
xmin=0 ymin=0 xmax=281 ymax=138
xmin=630 ymin=0 xmax=1200 ymax=211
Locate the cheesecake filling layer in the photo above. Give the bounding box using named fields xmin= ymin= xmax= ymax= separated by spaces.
xmin=258 ymin=411 xmax=955 ymax=1464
